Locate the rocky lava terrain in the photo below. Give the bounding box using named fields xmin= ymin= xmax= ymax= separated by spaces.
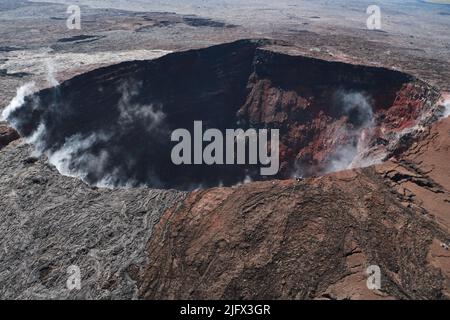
xmin=1 ymin=39 xmax=449 ymax=299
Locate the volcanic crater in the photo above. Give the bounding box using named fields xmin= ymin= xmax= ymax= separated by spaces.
xmin=5 ymin=39 xmax=442 ymax=190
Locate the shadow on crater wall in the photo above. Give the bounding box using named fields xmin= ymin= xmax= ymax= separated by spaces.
xmin=6 ymin=39 xmax=435 ymax=190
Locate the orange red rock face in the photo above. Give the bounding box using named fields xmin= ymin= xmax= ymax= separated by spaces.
xmin=381 ymin=83 xmax=431 ymax=131
xmin=239 ymin=55 xmax=440 ymax=177
xmin=0 ymin=124 xmax=19 ymax=150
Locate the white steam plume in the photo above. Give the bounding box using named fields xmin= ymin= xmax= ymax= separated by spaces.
xmin=340 ymin=92 xmax=374 ymax=125
xmin=1 ymin=82 xmax=36 ymax=121
xmin=26 ymin=122 xmax=47 ymax=157
xmin=39 ymin=80 xmax=166 ymax=188
xmin=443 ymin=98 xmax=450 ymax=118
xmin=325 ymin=91 xmax=377 ymax=174
xmin=47 ymin=132 xmax=110 ymax=181
xmin=45 ymin=58 xmax=59 ymax=87
xmin=117 ymin=81 xmax=165 ymax=131
xmin=6 ymin=80 xmax=167 ymax=189
xmin=326 ymin=143 xmax=358 ymax=174
xmin=1 ymin=58 xmax=57 ymax=123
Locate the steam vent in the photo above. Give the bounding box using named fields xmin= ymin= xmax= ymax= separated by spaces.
xmin=6 ymin=40 xmax=441 ymax=190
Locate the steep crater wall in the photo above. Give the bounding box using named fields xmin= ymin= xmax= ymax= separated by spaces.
xmin=5 ymin=39 xmax=441 ymax=190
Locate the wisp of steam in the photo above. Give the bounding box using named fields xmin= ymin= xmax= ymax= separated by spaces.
xmin=325 ymin=91 xmax=376 ymax=173
xmin=4 ymin=80 xmax=168 ymax=189
xmin=1 ymin=83 xmax=36 ymax=122
xmin=444 ymin=98 xmax=450 ymax=118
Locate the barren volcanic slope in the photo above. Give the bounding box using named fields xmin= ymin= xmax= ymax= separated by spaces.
xmin=1 ymin=39 xmax=449 ymax=299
